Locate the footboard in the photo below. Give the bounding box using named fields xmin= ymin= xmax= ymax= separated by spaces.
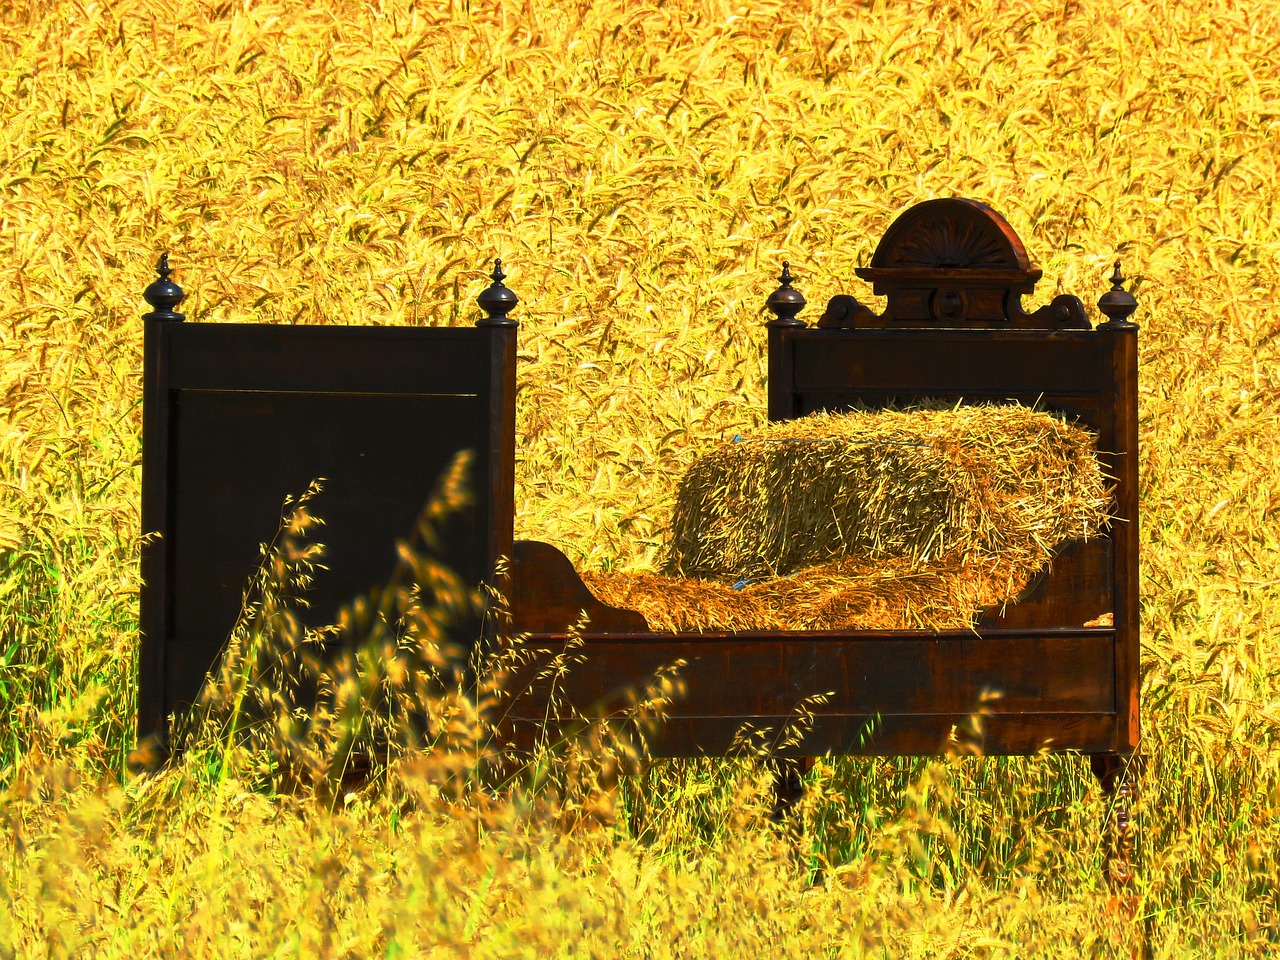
xmin=136 ymin=259 xmax=519 ymax=746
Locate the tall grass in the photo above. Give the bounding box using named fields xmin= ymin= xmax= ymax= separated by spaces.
xmin=2 ymin=0 xmax=1279 ymax=954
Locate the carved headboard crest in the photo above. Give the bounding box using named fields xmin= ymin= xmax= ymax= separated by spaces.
xmin=795 ymin=198 xmax=1090 ymax=330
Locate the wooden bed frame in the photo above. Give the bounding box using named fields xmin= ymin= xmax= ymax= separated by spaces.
xmin=138 ymin=197 xmax=1138 ymax=874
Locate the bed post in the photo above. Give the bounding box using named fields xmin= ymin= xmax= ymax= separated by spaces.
xmin=768 ymin=757 xmax=811 ymax=824
xmin=475 ymin=259 xmax=519 ymax=637
xmin=137 ymin=255 xmax=186 ymax=758
xmin=1093 ymin=261 xmax=1140 ymax=887
xmin=1090 ymin=753 xmax=1138 ymax=887
xmin=763 ymin=265 xmax=812 ymax=819
xmin=765 ymin=262 xmax=806 ymax=421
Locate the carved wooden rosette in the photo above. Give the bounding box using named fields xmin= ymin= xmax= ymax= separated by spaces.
xmin=815 ymin=198 xmax=1090 ymax=329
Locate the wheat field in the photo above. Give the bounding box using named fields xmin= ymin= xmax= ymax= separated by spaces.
xmin=2 ymin=0 xmax=1279 ymax=955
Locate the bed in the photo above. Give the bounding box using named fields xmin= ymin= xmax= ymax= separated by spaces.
xmin=137 ymin=197 xmax=1139 ymax=876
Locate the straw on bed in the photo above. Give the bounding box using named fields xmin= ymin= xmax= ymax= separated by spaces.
xmin=581 ymin=554 xmax=1027 ymax=633
xmin=580 ymin=403 xmax=1109 ymax=633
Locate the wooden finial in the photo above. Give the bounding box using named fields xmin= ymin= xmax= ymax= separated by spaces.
xmin=142 ymin=253 xmax=186 ymax=323
xmin=765 ymin=261 xmax=807 ymax=327
xmin=1097 ymin=260 xmax=1138 ymax=328
xmin=476 ymin=258 xmax=518 ymax=327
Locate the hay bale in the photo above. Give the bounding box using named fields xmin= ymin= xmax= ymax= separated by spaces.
xmin=664 ymin=404 xmax=1108 ymax=580
xmin=579 ymin=403 xmax=1109 ymax=634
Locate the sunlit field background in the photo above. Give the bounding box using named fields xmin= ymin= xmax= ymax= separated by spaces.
xmin=2 ymin=0 xmax=1280 ymax=955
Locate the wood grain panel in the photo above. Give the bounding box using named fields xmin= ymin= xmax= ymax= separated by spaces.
xmin=167 ymin=323 xmax=494 ymax=395
xmin=140 ymin=314 xmax=517 ymax=746
xmin=171 ymin=390 xmax=486 ymax=651
xmin=788 ymin=330 xmax=1108 ymax=398
xmin=505 ymin=632 xmax=1115 ymax=721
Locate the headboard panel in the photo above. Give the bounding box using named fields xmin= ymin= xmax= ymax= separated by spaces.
xmin=773 ymin=328 xmax=1112 ymax=427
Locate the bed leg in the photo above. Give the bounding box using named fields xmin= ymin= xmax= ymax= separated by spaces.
xmin=769 ymin=756 xmax=812 ymax=823
xmin=1090 ymin=753 xmax=1140 ymax=888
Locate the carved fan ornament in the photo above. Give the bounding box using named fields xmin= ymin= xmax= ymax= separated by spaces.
xmin=877 ymin=205 xmax=1024 ymax=270
xmin=775 ymin=198 xmax=1092 ymax=330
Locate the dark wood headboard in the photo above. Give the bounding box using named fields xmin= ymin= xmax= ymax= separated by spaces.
xmin=763 ymin=197 xmax=1140 ymax=753
xmin=137 ymin=258 xmax=519 ymax=746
